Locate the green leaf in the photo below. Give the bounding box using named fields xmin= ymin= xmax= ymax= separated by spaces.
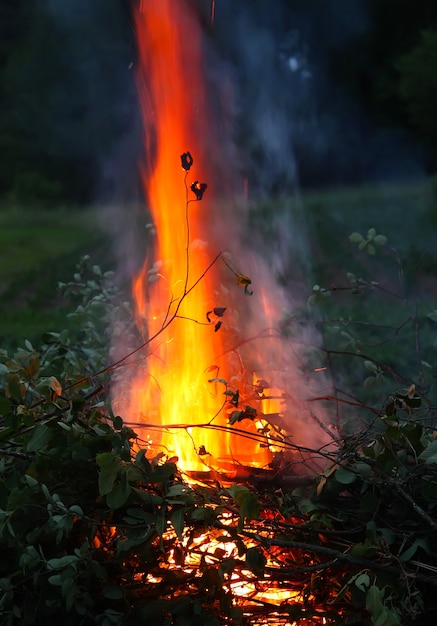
xmin=171 ymin=508 xmax=185 ymax=540
xmin=0 ymin=397 xmax=11 ymax=415
xmin=419 ymin=440 xmax=437 ymax=465
xmin=227 ymin=485 xmax=260 ymax=528
xmin=427 ymin=310 xmax=437 ymax=323
xmin=107 ymin=482 xmax=131 ymax=510
xmin=166 ymin=484 xmax=192 ymax=498
xmin=367 ymin=243 xmax=376 ymax=255
xmin=399 ymin=538 xmax=429 ymax=562
xmin=363 ymin=376 xmax=376 ymax=389
xmin=24 ymin=474 xmax=39 ymax=488
xmin=367 ymin=228 xmax=376 ymax=239
xmin=96 ymin=453 xmax=121 ymax=496
xmin=355 ymin=572 xmax=370 ymax=592
xmin=26 ymin=424 xmax=52 ymax=452
xmin=48 ymin=574 xmax=62 ymax=586
xmin=364 ymin=360 xmax=378 ymax=373
xmin=349 ymin=232 xmax=364 ymax=243
xmin=69 ymin=505 xmax=84 ymax=518
xmin=334 ymin=467 xmax=356 ymax=485
xmin=47 ymin=555 xmax=79 ymax=570
xmin=374 ymin=234 xmax=387 ymax=245
xmin=365 ymin=584 xmax=384 ymax=615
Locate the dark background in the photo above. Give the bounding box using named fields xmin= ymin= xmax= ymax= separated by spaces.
xmin=1 ymin=0 xmax=437 ymax=205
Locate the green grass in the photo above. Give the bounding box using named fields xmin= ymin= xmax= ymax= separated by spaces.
xmin=0 ymin=205 xmax=115 ymax=350
xmin=303 ymin=179 xmax=437 ymax=280
xmin=249 ymin=179 xmax=437 ymax=406
xmin=2 ymin=180 xmax=437 ymax=365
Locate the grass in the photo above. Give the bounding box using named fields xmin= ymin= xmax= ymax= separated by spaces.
xmin=0 ymin=205 xmax=115 ymax=350
xmin=2 ymin=179 xmax=437 ymax=363
xmin=248 ymin=178 xmax=437 ymax=406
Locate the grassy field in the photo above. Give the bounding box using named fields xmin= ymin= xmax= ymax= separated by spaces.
xmin=0 ymin=206 xmax=115 ymax=350
xmin=1 ymin=179 xmax=436 ymax=358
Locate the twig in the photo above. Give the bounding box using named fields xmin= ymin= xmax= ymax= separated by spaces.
xmin=242 ymin=532 xmax=437 ymax=586
xmin=387 ymin=476 xmax=437 ymax=532
xmin=0 ymin=448 xmax=33 ymax=460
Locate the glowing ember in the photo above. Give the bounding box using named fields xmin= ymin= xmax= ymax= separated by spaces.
xmin=128 ymin=0 xmax=273 ymax=472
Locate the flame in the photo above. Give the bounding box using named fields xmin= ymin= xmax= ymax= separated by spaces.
xmin=128 ymin=0 xmax=272 ymax=472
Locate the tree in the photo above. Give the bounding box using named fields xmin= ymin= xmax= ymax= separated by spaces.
xmin=397 ymin=29 xmax=437 ymax=147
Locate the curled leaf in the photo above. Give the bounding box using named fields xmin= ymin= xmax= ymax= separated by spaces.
xmin=237 ymin=274 xmax=252 ymax=287
xmin=190 ymin=180 xmax=208 ymax=200
xmin=180 ymin=151 xmax=193 ymax=171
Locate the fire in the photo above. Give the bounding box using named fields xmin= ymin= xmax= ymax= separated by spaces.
xmin=128 ymin=0 xmax=272 ymax=472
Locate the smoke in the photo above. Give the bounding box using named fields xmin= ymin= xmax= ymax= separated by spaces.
xmin=212 ymin=0 xmax=425 ymax=190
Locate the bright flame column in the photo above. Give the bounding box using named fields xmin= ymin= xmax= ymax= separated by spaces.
xmin=130 ymin=0 xmax=271 ymax=472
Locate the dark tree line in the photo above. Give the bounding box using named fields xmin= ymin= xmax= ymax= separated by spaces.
xmin=1 ymin=0 xmax=437 ymax=205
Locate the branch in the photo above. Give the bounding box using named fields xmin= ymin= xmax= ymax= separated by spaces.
xmin=242 ymin=532 xmax=437 ymax=587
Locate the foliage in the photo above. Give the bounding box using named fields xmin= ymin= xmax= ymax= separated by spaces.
xmin=397 ymin=28 xmax=437 ymax=145
xmin=0 ymin=206 xmax=111 ymax=352
xmin=2 ymin=236 xmax=437 ymax=624
xmin=3 ymin=1 xmax=437 ymax=204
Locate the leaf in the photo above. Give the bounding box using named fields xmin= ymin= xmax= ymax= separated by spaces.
xmin=49 ymin=376 xmax=62 ymax=397
xmin=48 ymin=574 xmax=62 ymax=586
xmin=229 ymin=411 xmax=243 ymax=425
xmin=363 ymin=376 xmax=376 ymax=389
xmin=418 ymin=440 xmax=437 ymax=464
xmin=96 ymin=453 xmax=121 ymax=496
xmin=208 ymin=377 xmax=228 ymax=385
xmin=26 ymin=424 xmax=52 ymax=452
xmin=427 ymin=310 xmax=437 ymax=323
xmin=171 ymin=508 xmax=185 ymax=540
xmin=107 ymin=482 xmax=131 ymax=510
xmin=355 ymin=572 xmax=370 ymax=592
xmin=399 ymin=538 xmax=429 ymax=562
xmin=334 ymin=467 xmax=356 ymax=485
xmin=374 ymin=234 xmax=387 ymax=245
xmin=365 ymin=585 xmax=384 ymax=615
xmin=166 ymin=484 xmax=192 ymax=498
xmin=236 ymin=273 xmax=251 ymax=287
xmin=349 ymin=232 xmax=364 ymax=243
xmin=245 ymin=547 xmax=266 ymax=575
xmin=227 ymin=485 xmax=260 ymax=529
xmin=367 ymin=243 xmax=376 ymax=255
xmin=367 ymin=228 xmax=376 ymax=239
xmin=24 ymin=474 xmax=39 ymax=488
xmin=0 ymin=397 xmax=11 ymax=415
xmin=364 ymin=360 xmax=378 ymax=373
xmin=113 ymin=415 xmax=123 ymax=430
xmin=69 ymin=505 xmax=84 ymax=518
xmin=346 ymin=272 xmax=356 ymax=283
xmin=47 ymin=555 xmax=79 ymax=570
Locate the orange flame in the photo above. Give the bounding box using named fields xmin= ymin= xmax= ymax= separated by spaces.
xmin=128 ymin=0 xmax=271 ymax=472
